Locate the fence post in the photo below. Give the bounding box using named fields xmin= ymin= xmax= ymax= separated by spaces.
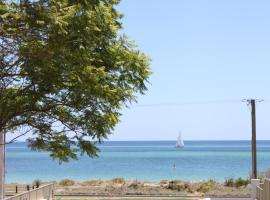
xmin=251 ymin=178 xmax=260 ymax=200
xmin=265 ymin=178 xmax=270 ymax=200
xmin=35 ymin=188 xmax=37 ymax=200
xmin=15 ymin=185 xmax=18 ymax=194
xmin=51 ymin=184 xmax=54 ymax=200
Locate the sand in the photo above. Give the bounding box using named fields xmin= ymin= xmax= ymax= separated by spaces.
xmin=5 ymin=179 xmax=251 ymax=198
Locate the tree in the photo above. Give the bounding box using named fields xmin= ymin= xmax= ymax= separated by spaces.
xmin=0 ymin=0 xmax=151 ymax=161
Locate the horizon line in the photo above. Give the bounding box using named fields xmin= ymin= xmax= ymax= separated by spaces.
xmin=12 ymin=139 xmax=270 ymax=143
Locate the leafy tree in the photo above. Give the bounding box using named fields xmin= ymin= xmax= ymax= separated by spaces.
xmin=0 ymin=0 xmax=151 ymax=162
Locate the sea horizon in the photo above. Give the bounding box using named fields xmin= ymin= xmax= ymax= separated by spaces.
xmin=5 ymin=140 xmax=270 ymax=184
xmin=11 ymin=139 xmax=270 ymax=143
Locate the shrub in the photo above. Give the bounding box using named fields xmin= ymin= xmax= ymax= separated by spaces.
xmin=168 ymin=180 xmax=186 ymax=191
xmin=224 ymin=177 xmax=249 ymax=187
xmin=59 ymin=179 xmax=75 ymax=186
xmin=224 ymin=178 xmax=234 ymax=187
xmin=197 ymin=180 xmax=216 ymax=193
xmin=184 ymin=183 xmax=193 ymax=193
xmin=128 ymin=180 xmax=143 ymax=189
xmin=111 ymin=178 xmax=125 ymax=184
xmin=235 ymin=177 xmax=249 ymax=187
xmin=32 ymin=179 xmax=42 ymax=188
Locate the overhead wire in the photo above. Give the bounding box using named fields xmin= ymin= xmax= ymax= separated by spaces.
xmin=132 ymin=99 xmax=270 ymax=108
xmin=133 ymin=99 xmax=242 ymax=107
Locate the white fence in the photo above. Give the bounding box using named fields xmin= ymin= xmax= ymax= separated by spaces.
xmin=257 ymin=178 xmax=270 ymax=200
xmin=5 ymin=184 xmax=54 ymax=200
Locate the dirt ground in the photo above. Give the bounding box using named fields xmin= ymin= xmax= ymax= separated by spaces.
xmin=51 ymin=179 xmax=251 ymax=198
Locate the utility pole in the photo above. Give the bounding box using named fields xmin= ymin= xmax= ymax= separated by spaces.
xmin=0 ymin=132 xmax=5 ymax=200
xmin=251 ymin=99 xmax=257 ymax=179
xmin=243 ymin=99 xmax=263 ymax=179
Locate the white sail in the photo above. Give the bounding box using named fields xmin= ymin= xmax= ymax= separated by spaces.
xmin=175 ymin=131 xmax=184 ymax=148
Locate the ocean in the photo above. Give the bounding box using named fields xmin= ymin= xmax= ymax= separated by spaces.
xmin=5 ymin=140 xmax=270 ymax=183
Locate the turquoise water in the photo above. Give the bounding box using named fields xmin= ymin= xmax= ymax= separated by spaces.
xmin=5 ymin=141 xmax=270 ymax=183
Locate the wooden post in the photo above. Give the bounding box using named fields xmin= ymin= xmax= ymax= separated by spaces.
xmin=243 ymin=99 xmax=262 ymax=179
xmin=251 ymin=178 xmax=260 ymax=200
xmin=251 ymin=99 xmax=257 ymax=179
xmin=0 ymin=132 xmax=5 ymax=200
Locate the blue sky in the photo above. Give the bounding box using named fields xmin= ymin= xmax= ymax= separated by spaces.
xmin=7 ymin=0 xmax=270 ymax=142
xmin=108 ymin=0 xmax=270 ymax=140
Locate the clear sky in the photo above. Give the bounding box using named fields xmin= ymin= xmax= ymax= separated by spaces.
xmin=7 ymin=0 xmax=270 ymax=142
xmin=108 ymin=0 xmax=270 ymax=141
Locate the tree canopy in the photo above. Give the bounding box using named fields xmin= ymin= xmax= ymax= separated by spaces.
xmin=0 ymin=0 xmax=151 ymax=161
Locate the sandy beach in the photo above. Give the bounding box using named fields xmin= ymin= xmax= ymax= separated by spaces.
xmin=5 ymin=179 xmax=251 ymax=198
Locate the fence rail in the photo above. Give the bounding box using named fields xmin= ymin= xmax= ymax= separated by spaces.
xmin=257 ymin=178 xmax=270 ymax=200
xmin=5 ymin=185 xmax=36 ymax=196
xmin=5 ymin=183 xmax=54 ymax=200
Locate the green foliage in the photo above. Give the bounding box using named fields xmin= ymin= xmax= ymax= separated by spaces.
xmin=0 ymin=0 xmax=151 ymax=162
xmin=224 ymin=177 xmax=249 ymax=187
xmin=197 ymin=180 xmax=217 ymax=193
xmin=224 ymin=178 xmax=234 ymax=187
xmin=59 ymin=179 xmax=75 ymax=186
xmin=235 ymin=177 xmax=249 ymax=187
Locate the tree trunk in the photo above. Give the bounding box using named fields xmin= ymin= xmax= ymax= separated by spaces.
xmin=0 ymin=131 xmax=5 ymax=200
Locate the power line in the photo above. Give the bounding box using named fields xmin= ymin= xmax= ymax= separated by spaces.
xmin=133 ymin=99 xmax=245 ymax=107
xmin=132 ymin=98 xmax=270 ymax=108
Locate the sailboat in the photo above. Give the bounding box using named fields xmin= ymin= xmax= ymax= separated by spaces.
xmin=175 ymin=131 xmax=184 ymax=148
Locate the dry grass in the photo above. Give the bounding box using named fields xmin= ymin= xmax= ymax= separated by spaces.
xmin=6 ymin=178 xmax=251 ymax=198
xmin=59 ymin=179 xmax=75 ymax=186
xmin=111 ymin=178 xmax=126 ymax=185
xmin=79 ymin=180 xmax=104 ymax=186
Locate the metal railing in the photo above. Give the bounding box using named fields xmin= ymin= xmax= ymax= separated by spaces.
xmin=257 ymin=178 xmax=270 ymax=200
xmin=5 ymin=183 xmax=54 ymax=200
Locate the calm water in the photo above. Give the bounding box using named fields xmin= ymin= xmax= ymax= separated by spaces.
xmin=5 ymin=140 xmax=270 ymax=183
